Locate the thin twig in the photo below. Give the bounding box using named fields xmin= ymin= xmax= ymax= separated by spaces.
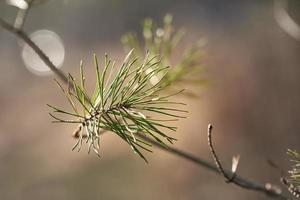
xmin=0 ymin=15 xmax=289 ymax=200
xmin=207 ymin=124 xmax=234 ymax=182
xmin=136 ymin=132 xmax=287 ymax=199
xmin=206 ymin=124 xmax=286 ymax=198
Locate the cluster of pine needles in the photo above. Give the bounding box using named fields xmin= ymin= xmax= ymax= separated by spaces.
xmin=285 ymin=149 xmax=300 ymax=198
xmin=48 ymin=50 xmax=187 ymax=162
xmin=122 ymin=14 xmax=207 ymax=94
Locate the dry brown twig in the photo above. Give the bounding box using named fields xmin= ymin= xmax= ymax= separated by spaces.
xmin=207 ymin=124 xmax=286 ymax=199
xmin=0 ymin=9 xmax=290 ymax=199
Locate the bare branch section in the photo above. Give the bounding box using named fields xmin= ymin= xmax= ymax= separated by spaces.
xmin=207 ymin=124 xmax=286 ymax=199
xmin=0 ymin=18 xmax=68 ymax=84
xmin=0 ymin=15 xmax=288 ymax=200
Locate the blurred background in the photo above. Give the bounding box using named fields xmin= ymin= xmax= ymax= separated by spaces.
xmin=1 ymin=0 xmax=300 ymax=199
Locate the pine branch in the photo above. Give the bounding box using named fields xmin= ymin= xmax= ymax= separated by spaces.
xmin=48 ymin=50 xmax=186 ymax=162
xmin=0 ymin=11 xmax=289 ymax=199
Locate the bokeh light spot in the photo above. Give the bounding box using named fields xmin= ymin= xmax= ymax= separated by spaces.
xmin=21 ymin=30 xmax=65 ymax=75
xmin=6 ymin=0 xmax=28 ymax=9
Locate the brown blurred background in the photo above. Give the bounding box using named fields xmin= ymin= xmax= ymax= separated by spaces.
xmin=1 ymin=0 xmax=300 ymax=199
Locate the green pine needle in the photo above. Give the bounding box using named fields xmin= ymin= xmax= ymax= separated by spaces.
xmin=287 ymin=149 xmax=300 ymax=188
xmin=48 ymin=50 xmax=186 ymax=162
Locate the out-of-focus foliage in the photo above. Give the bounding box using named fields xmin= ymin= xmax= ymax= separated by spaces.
xmin=48 ymin=50 xmax=186 ymax=162
xmin=286 ymin=149 xmax=300 ymax=198
xmin=122 ymin=14 xmax=207 ymax=96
